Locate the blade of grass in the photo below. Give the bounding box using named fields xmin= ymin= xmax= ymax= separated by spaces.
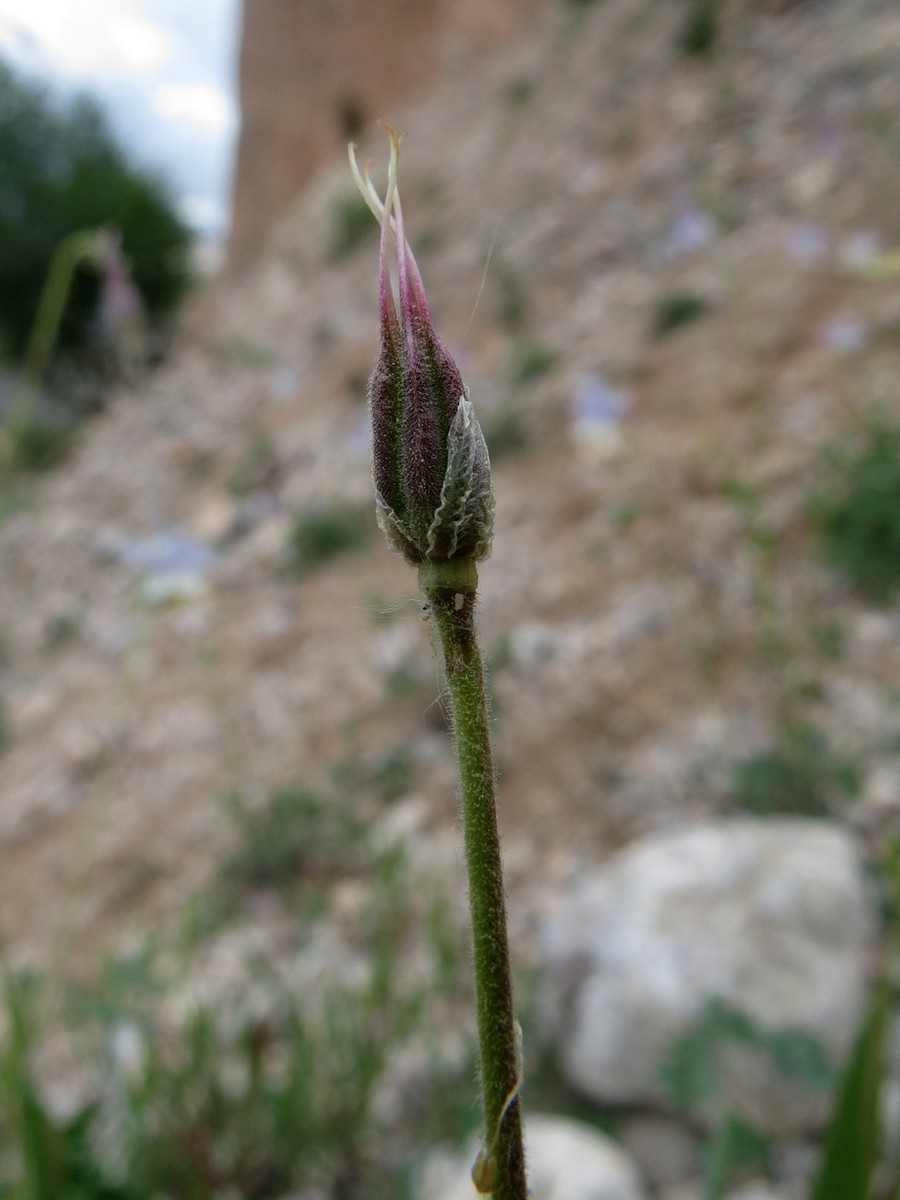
xmin=1 ymin=966 xmax=62 ymax=1200
xmin=808 ymin=980 xmax=890 ymax=1200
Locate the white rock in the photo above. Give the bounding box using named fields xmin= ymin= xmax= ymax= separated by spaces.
xmin=189 ymin=493 xmax=241 ymax=542
xmin=619 ymin=1115 xmax=698 ymax=1188
xmin=728 ymin=1184 xmax=793 ymax=1200
xmin=423 ymin=1113 xmax=648 ymax=1200
xmin=539 ymin=821 xmax=874 ymax=1134
xmin=662 ymin=1181 xmax=793 ymax=1200
xmin=660 ymin=1187 xmax=702 ymax=1200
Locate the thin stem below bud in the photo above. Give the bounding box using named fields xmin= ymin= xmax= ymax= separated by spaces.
xmin=425 ymin=581 xmax=528 ymax=1200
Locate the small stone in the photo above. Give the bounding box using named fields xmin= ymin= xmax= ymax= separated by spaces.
xmin=619 ymin=1116 xmax=698 ymax=1189
xmin=190 ymin=494 xmax=241 ymax=543
xmin=139 ymin=570 xmax=208 ymax=606
xmin=660 ymin=1187 xmax=702 ymax=1200
xmin=660 ymin=1185 xmax=793 ymax=1200
xmin=423 ymin=1114 xmax=648 ymax=1200
xmin=728 ymin=1184 xmax=792 ymax=1200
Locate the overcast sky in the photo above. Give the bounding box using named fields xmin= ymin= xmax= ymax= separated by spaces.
xmin=0 ymin=0 xmax=241 ymax=240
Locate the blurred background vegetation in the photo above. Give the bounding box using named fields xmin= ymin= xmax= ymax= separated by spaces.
xmin=0 ymin=58 xmax=191 ymax=421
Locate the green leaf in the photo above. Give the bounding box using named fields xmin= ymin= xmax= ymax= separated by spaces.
xmin=702 ymin=1114 xmax=771 ymax=1200
xmin=809 ymin=981 xmax=891 ymax=1200
xmin=760 ymin=1027 xmax=834 ymax=1093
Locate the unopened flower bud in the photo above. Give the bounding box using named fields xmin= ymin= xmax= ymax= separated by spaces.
xmin=349 ymin=126 xmax=494 ymax=568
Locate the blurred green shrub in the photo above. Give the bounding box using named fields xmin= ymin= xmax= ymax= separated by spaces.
xmin=729 ymin=725 xmax=860 ymax=818
xmin=4 ymin=414 xmax=75 ymax=473
xmin=813 ymin=420 xmax=900 ymax=603
xmin=287 ymin=503 xmax=372 ymax=574
xmin=207 ymin=336 xmax=276 ymax=369
xmin=678 ymin=2 xmax=718 ymax=56
xmin=328 ymin=193 xmax=377 ymax=261
xmin=482 ymin=405 xmax=531 ymax=462
xmin=651 ymin=290 xmax=711 ymax=339
xmin=0 ymin=58 xmax=191 ymax=365
xmin=493 ymin=261 xmax=558 ymax=388
xmin=504 ymin=78 xmax=537 ymax=108
xmin=228 ymin=432 xmax=279 ymax=496
xmin=494 ymin=265 xmax=528 ymax=333
xmin=369 ymin=749 xmax=416 ymax=804
xmin=223 ymin=788 xmax=367 ymax=890
xmin=510 ymin=337 xmax=558 ymax=385
xmin=383 ymin=663 xmax=428 ymax=699
xmin=813 ymin=619 xmax=846 ymax=661
xmin=43 ymin=611 xmax=81 ymax=652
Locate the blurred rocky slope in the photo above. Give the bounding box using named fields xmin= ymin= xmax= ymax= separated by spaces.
xmin=1 ymin=0 xmax=899 ymax=984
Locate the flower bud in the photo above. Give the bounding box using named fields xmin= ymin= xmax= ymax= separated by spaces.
xmin=349 ymin=126 xmax=494 ymax=566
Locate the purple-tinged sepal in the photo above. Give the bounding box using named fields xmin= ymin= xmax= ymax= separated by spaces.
xmin=349 ymin=126 xmax=494 ymax=567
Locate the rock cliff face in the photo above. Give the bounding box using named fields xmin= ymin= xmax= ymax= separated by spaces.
xmin=229 ymin=0 xmax=543 ymax=268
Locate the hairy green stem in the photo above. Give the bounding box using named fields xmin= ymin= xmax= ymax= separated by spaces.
xmin=423 ymin=566 xmax=527 ymax=1200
